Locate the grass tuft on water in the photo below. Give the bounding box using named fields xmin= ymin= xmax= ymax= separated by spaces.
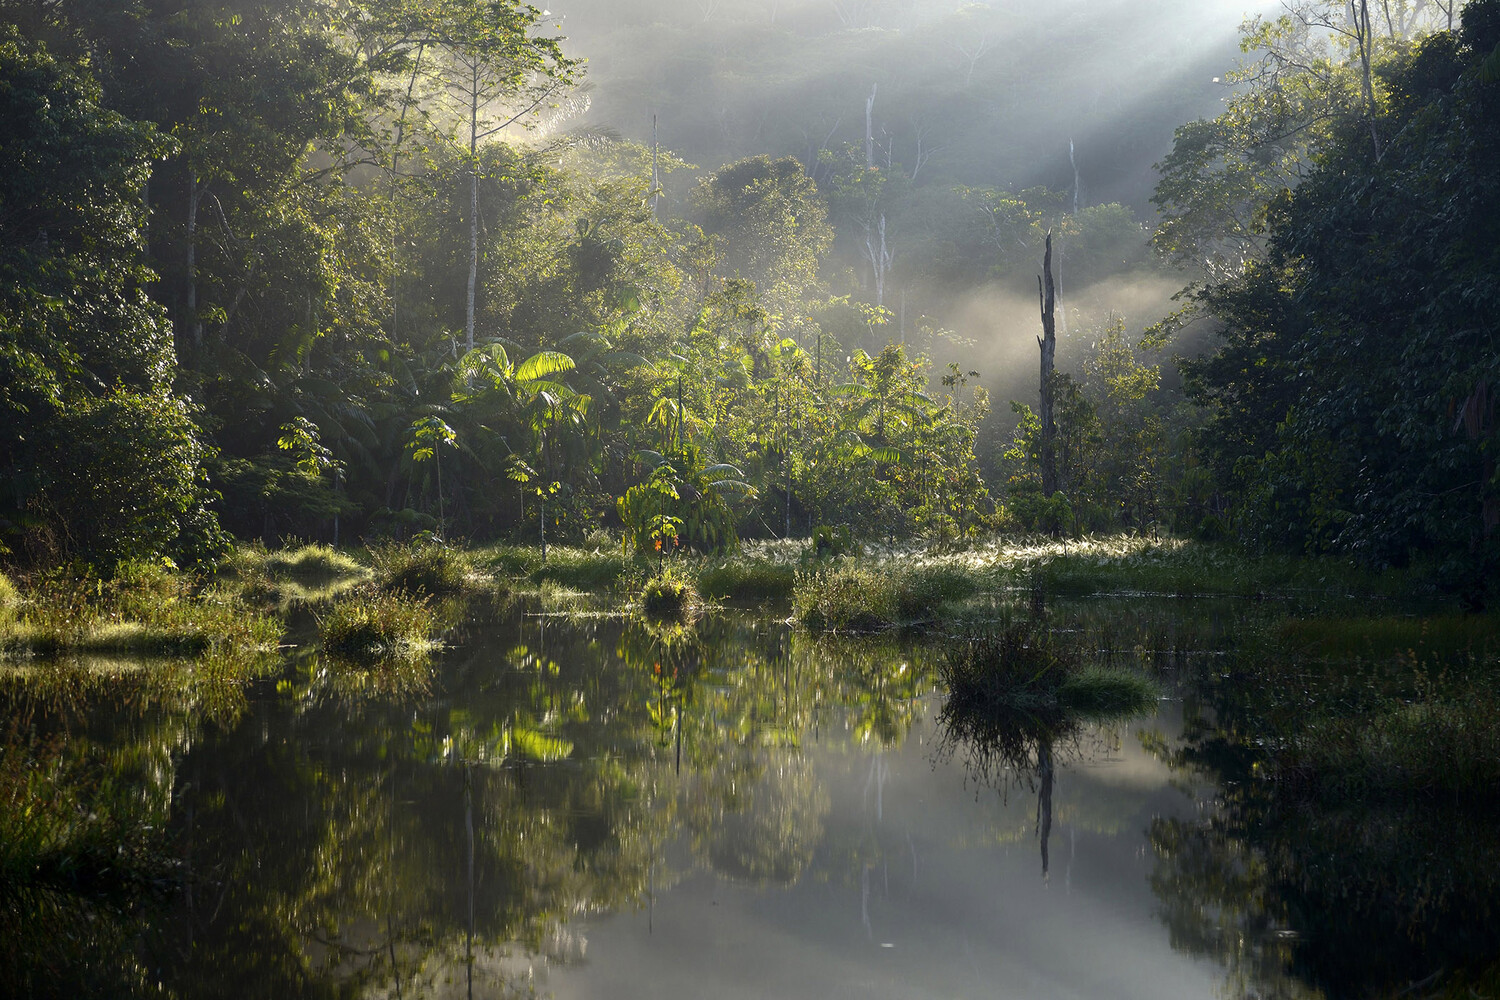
xmin=263 ymin=543 xmax=368 ymax=581
xmin=318 ymin=589 xmax=437 ymax=661
xmin=698 ymin=559 xmax=796 ymax=604
xmin=641 ymin=566 xmax=700 ymax=621
xmin=940 ymin=620 xmax=1158 ymax=719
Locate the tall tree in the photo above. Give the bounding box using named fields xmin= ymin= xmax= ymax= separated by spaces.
xmin=0 ymin=35 xmax=221 ymax=565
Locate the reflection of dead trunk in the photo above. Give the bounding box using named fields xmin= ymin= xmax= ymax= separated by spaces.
xmin=464 ymin=765 xmax=475 ymax=1000
xmin=1037 ymin=232 xmax=1059 ymax=499
xmin=1037 ymin=739 xmax=1054 ymax=876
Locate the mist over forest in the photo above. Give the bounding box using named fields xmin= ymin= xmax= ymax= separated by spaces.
xmin=554 ymin=0 xmax=1273 ymax=395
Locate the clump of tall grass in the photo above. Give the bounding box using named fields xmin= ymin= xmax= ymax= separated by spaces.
xmin=317 ymin=589 xmax=437 ymax=661
xmin=0 ymin=565 xmax=280 ymax=659
xmin=532 ymin=547 xmax=632 ymax=591
xmin=370 ymin=541 xmax=470 ymax=596
xmin=0 ymin=572 xmax=17 ymax=628
xmin=939 ymin=620 xmax=1159 ymax=719
xmin=263 ymin=542 xmax=367 ymax=581
xmin=793 ymin=562 xmax=980 ymax=631
xmin=641 ymin=566 xmax=700 ymax=621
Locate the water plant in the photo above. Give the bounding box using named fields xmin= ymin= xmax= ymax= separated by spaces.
xmin=697 ymin=559 xmax=796 ymax=604
xmin=262 ymin=543 xmax=367 ymax=581
xmin=939 ymin=619 xmax=1158 ymax=719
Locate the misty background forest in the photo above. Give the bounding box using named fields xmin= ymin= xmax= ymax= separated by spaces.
xmin=2 ymin=0 xmax=1497 ymax=596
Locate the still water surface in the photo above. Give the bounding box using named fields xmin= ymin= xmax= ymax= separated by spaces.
xmin=7 ymin=597 xmax=1484 ymax=998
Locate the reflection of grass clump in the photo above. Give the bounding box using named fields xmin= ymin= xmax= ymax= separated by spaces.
xmin=371 ymin=542 xmax=470 ymax=596
xmin=698 ymin=560 xmax=796 ymax=604
xmin=641 ymin=567 xmax=699 ymax=621
xmin=318 ymin=590 xmax=436 ymax=660
xmin=0 ymin=729 xmax=174 ymax=897
xmin=793 ymin=562 xmax=979 ymax=631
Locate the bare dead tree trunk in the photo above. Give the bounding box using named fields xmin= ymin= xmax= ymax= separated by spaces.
xmin=651 ymin=113 xmax=661 ymax=218
xmin=865 ymin=84 xmax=877 ymax=169
xmin=1037 ymin=232 xmax=1058 ymax=499
xmin=865 ymin=214 xmax=891 ymax=307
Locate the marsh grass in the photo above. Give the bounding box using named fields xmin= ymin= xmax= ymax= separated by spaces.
xmin=793 ymin=562 xmax=981 ymax=631
xmin=699 ymin=559 xmax=797 ymax=604
xmin=1276 ymin=694 xmax=1500 ymax=803
xmin=0 ymin=572 xmax=16 ymax=626
xmin=1278 ymin=613 xmax=1500 ymax=664
xmin=0 ymin=565 xmax=281 ymax=660
xmin=317 ymin=589 xmax=437 ymax=661
xmin=263 ymin=543 xmax=367 ymax=580
xmin=370 ymin=541 xmax=471 ymax=597
xmin=1025 ymin=536 xmax=1403 ymax=599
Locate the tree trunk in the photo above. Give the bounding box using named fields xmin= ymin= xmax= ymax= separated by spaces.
xmin=187 ymin=174 xmax=204 ymax=347
xmin=465 ymin=64 xmax=480 ymax=353
xmin=1037 ymin=232 xmax=1058 ymax=499
xmin=864 ymin=84 xmax=877 ymax=170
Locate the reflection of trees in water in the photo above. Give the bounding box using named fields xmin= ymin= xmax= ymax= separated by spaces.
xmin=684 ymin=745 xmax=830 ymax=884
xmin=1150 ymin=654 xmax=1500 ymax=999
xmin=2 ymin=611 xmax=949 ymax=994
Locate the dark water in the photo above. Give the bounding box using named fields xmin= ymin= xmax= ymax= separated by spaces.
xmin=3 ymin=599 xmax=1495 ymax=999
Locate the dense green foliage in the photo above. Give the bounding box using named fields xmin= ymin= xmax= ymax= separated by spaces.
xmin=1170 ymin=3 xmax=1500 ymax=596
